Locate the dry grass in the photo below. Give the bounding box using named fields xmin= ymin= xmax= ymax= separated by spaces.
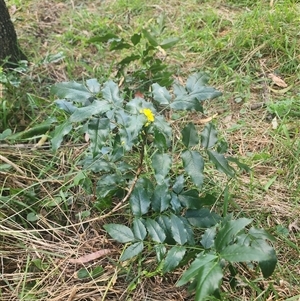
xmin=1 ymin=0 xmax=300 ymax=300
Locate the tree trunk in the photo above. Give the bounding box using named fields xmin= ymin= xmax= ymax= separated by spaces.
xmin=0 ymin=0 xmax=27 ymax=67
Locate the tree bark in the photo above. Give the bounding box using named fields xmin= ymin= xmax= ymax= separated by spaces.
xmin=0 ymin=0 xmax=27 ymax=67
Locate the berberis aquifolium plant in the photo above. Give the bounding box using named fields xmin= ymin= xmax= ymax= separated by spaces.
xmin=51 ymin=72 xmax=277 ymax=300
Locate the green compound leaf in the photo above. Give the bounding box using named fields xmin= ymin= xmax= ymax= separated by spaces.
xmin=215 ymin=218 xmax=253 ymax=252
xmin=172 ymin=174 xmax=185 ymax=195
xmin=176 ymin=252 xmax=218 ymax=286
xmin=154 ymin=244 xmax=167 ymax=263
xmin=87 ymin=118 xmax=110 ymax=154
xmin=102 ymin=80 xmax=123 ymax=105
xmin=51 ymin=120 xmax=73 ymax=151
xmin=207 ymin=150 xmax=235 ymax=177
xmin=131 ymin=33 xmax=141 ymax=45
xmin=178 ymin=189 xmax=202 ymax=209
xmin=51 ymin=81 xmax=93 ymax=103
xmin=181 ymin=123 xmax=199 ymax=148
xmin=162 ymin=246 xmax=186 ymax=273
xmin=86 ymin=78 xmax=101 ymax=93
xmin=152 ymin=183 xmax=171 ymax=212
xmin=132 ymin=218 xmax=147 ymax=241
xmin=104 ymin=224 xmax=135 ymax=243
xmin=201 ymin=227 xmax=217 ymax=249
xmin=130 ymin=186 xmax=151 ymax=217
xmin=201 ymin=123 xmax=218 ymax=149
xmin=170 ymin=213 xmax=187 ymax=245
xmin=152 ymin=153 xmax=172 ymax=184
xmin=186 ymin=208 xmax=221 ymax=228
xmin=70 ymin=100 xmax=111 ymax=122
xmin=145 ymin=218 xmax=166 ymax=243
xmin=220 ymin=244 xmax=273 ymax=262
xmin=152 ymin=83 xmax=171 ymax=105
xmin=142 ymin=29 xmax=159 ymax=46
xmin=55 ymin=99 xmax=76 ymax=114
xmin=181 ymin=150 xmax=204 ymax=188
xmin=160 ymin=37 xmax=180 ymax=49
xmin=120 ymin=241 xmax=144 ymax=261
xmin=195 ymin=260 xmax=223 ymax=301
xmin=153 ymin=115 xmax=172 ymax=146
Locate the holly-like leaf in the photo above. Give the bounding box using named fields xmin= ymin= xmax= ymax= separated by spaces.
xmin=88 ymin=118 xmax=110 ymax=154
xmin=220 ymin=244 xmax=273 ymax=262
xmin=201 ymin=227 xmax=217 ymax=249
xmin=104 ymin=224 xmax=135 ymax=243
xmin=186 ymin=209 xmax=221 ymax=228
xmin=70 ymin=100 xmax=110 ymax=122
xmin=86 ymin=78 xmax=101 ymax=93
xmin=162 ymin=246 xmax=186 ymax=273
xmin=130 ymin=186 xmax=151 ymax=217
xmin=181 ymin=150 xmax=204 ymax=188
xmin=181 ymin=123 xmax=199 ymax=148
xmin=55 ymin=99 xmax=76 ymax=114
xmin=145 ymin=218 xmax=166 ymax=243
xmin=152 ymin=83 xmax=171 ymax=105
xmin=152 ymin=153 xmax=172 ymax=184
xmin=102 ymin=80 xmax=123 ymax=105
xmin=178 ymin=189 xmax=202 ymax=209
xmin=207 ymin=150 xmax=235 ymax=177
xmin=195 ymin=260 xmax=223 ymax=301
xmin=142 ymin=29 xmax=159 ymax=46
xmin=170 ymin=213 xmax=187 ymax=245
xmin=51 ymin=81 xmax=92 ymax=103
xmin=152 ymin=183 xmax=171 ymax=212
xmin=176 ymin=252 xmax=218 ymax=286
xmin=160 ymin=37 xmax=180 ymax=49
xmin=51 ymin=120 xmax=73 ymax=151
xmin=172 ymin=175 xmax=185 ymax=195
xmin=214 ymin=218 xmax=253 ymax=252
xmin=153 ymin=129 xmax=168 ymax=151
xmin=201 ymin=123 xmax=218 ymax=149
xmin=120 ymin=242 xmax=144 ymax=261
xmin=133 ymin=218 xmax=147 ymax=241
xmin=131 ymin=33 xmax=141 ymax=45
xmin=155 ymin=244 xmax=167 ymax=262
xmin=153 ymin=115 xmax=172 ymax=146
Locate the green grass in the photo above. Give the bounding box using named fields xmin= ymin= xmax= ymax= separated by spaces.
xmin=1 ymin=0 xmax=300 ymax=300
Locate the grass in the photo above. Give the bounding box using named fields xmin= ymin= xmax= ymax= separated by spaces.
xmin=1 ymin=0 xmax=300 ymax=300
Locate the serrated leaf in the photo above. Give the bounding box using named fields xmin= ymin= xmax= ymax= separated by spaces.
xmin=70 ymin=100 xmax=110 ymax=122
xmin=214 ymin=218 xmax=253 ymax=252
xmin=201 ymin=227 xmax=217 ymax=249
xmin=120 ymin=242 xmax=144 ymax=261
xmin=152 ymin=184 xmax=171 ymax=212
xmin=131 ymin=33 xmax=141 ymax=45
xmin=186 ymin=72 xmax=209 ymax=92
xmin=104 ymin=224 xmax=135 ymax=243
xmin=130 ymin=186 xmax=151 ymax=217
xmin=156 ymin=215 xmax=176 ymax=245
xmin=220 ymin=244 xmax=273 ymax=262
xmin=51 ymin=120 xmax=73 ymax=151
xmin=178 ymin=216 xmax=195 ymax=246
xmin=152 ymin=153 xmax=172 ymax=184
xmin=170 ymin=213 xmax=187 ymax=245
xmin=186 ymin=209 xmax=221 ymax=228
xmin=142 ymin=29 xmax=159 ymax=46
xmin=176 ymin=252 xmax=218 ymax=286
xmin=195 ymin=260 xmax=223 ymax=301
xmin=160 ymin=37 xmax=180 ymax=49
xmin=86 ymin=78 xmax=101 ymax=93
xmin=145 ymin=218 xmax=166 ymax=243
xmin=153 ymin=129 xmax=167 ymax=151
xmin=133 ymin=218 xmax=147 ymax=241
xmin=181 ymin=123 xmax=199 ymax=148
xmin=55 ymin=99 xmax=76 ymax=114
xmin=201 ymin=123 xmax=218 ymax=149
xmin=172 ymin=175 xmax=185 ymax=195
xmin=249 ymin=227 xmax=276 ymax=242
xmin=162 ymin=246 xmax=186 ymax=273
xmin=181 ymin=150 xmax=204 ymax=188
xmin=170 ymin=94 xmax=203 ymax=111
xmin=102 ymin=80 xmax=123 ymax=105
xmin=154 ymin=244 xmax=167 ymax=262
xmin=178 ymin=189 xmax=202 ymax=209
xmin=207 ymin=150 xmax=235 ymax=177
xmin=170 ymin=192 xmax=182 ymax=214
xmin=152 ymin=83 xmax=171 ymax=105
xmin=87 ymin=118 xmax=110 ymax=154
xmin=153 ymin=115 xmax=172 ymax=146
xmin=51 ymin=82 xmax=92 ymax=103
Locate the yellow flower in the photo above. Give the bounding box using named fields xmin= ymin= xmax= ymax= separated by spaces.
xmin=140 ymin=108 xmax=155 ymax=126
